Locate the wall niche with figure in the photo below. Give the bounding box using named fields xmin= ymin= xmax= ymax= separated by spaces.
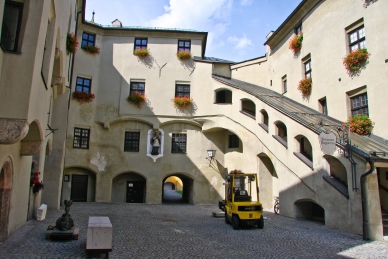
xmin=147 ymin=129 xmax=164 ymax=162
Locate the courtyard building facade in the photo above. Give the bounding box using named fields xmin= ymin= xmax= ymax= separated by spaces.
xmin=0 ymin=0 xmax=387 ymax=243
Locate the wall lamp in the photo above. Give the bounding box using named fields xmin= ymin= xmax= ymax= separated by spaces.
xmin=207 ymin=149 xmax=217 ymax=166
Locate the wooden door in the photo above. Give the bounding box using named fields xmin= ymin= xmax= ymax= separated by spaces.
xmin=71 ymin=175 xmax=88 ymax=202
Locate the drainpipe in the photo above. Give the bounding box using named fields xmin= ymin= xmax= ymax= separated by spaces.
xmin=360 ymin=158 xmax=374 ymax=240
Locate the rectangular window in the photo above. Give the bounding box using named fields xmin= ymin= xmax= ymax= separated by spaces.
xmin=178 ymin=40 xmax=191 ymax=52
xmin=295 ymin=24 xmax=302 ymax=35
xmin=130 ymin=82 xmax=145 ymax=95
xmin=134 ymin=38 xmax=147 ymax=50
xmin=351 ymin=93 xmax=368 ymax=116
xmin=124 ymin=132 xmax=140 ymax=152
xmin=349 ymin=26 xmax=365 ymax=52
xmin=175 ymin=84 xmax=190 ymax=97
xmin=229 ymin=135 xmax=239 ymax=148
xmin=1 ymin=1 xmax=23 ymax=52
xmin=73 ymin=128 xmax=90 ymax=149
xmin=282 ymin=75 xmax=287 ymax=93
xmin=76 ymin=77 xmax=91 ymax=93
xmin=81 ymin=32 xmax=95 ymax=48
xmin=171 ymin=133 xmax=187 ymax=153
xmin=319 ymin=97 xmax=328 ymax=115
xmin=304 ymin=59 xmax=311 ymax=78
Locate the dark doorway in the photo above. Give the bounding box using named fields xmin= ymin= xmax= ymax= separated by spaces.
xmin=71 ymin=175 xmax=88 ymax=202
xmin=162 ymin=174 xmax=193 ymax=204
xmin=126 ymin=181 xmax=145 ymax=203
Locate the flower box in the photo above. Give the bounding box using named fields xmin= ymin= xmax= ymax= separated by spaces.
xmin=289 ymin=32 xmax=303 ymax=53
xmin=66 ymin=33 xmax=78 ymax=55
xmin=177 ymin=51 xmax=192 ymax=60
xmin=342 ymin=48 xmax=369 ymax=73
xmin=31 ymin=171 xmax=44 ymax=195
xmin=82 ymin=45 xmax=100 ymax=55
xmin=133 ymin=48 xmax=149 ymax=58
xmin=297 ymin=77 xmax=312 ymax=97
xmin=127 ymin=92 xmax=146 ymax=108
xmin=343 ymin=114 xmax=374 ymax=135
xmin=72 ymin=91 xmax=95 ymax=104
xmin=172 ymin=96 xmax=193 ymax=109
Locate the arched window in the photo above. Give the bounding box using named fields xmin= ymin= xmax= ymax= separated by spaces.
xmin=215 ymin=89 xmax=232 ymax=104
xmin=294 ymin=135 xmax=313 ymax=169
xmin=241 ymin=99 xmax=255 ymax=119
xmin=273 ymin=121 xmax=287 ymax=148
xmin=259 ymin=109 xmax=269 ymax=132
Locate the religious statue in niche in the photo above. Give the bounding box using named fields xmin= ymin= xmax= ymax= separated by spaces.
xmin=151 ymin=130 xmax=161 ymax=155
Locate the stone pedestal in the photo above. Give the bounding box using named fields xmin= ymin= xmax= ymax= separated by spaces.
xmin=86 ymin=217 xmax=112 ymax=251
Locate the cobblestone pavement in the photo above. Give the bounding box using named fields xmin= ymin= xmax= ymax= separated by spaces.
xmin=0 ymin=203 xmax=387 ymax=259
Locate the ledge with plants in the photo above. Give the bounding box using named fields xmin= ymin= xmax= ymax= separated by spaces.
xmin=172 ymin=96 xmax=193 ymax=109
xmin=82 ymin=45 xmax=100 ymax=55
xmin=66 ymin=33 xmax=78 ymax=55
xmin=72 ymin=91 xmax=95 ymax=104
xmin=127 ymin=92 xmax=147 ymax=108
xmin=297 ymin=77 xmax=312 ymax=97
xmin=342 ymin=48 xmax=370 ymax=73
xmin=343 ymin=114 xmax=374 ymax=135
xmin=133 ymin=48 xmax=149 ymax=58
xmin=289 ymin=32 xmax=303 ymax=54
xmin=30 ymin=163 xmax=44 ymax=195
xmin=176 ymin=51 xmax=192 ymax=60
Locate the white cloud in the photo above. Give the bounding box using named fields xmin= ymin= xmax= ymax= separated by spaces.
xmin=227 ymin=34 xmax=253 ymax=49
xmin=146 ymin=0 xmax=232 ymax=54
xmin=240 ymin=0 xmax=253 ymax=6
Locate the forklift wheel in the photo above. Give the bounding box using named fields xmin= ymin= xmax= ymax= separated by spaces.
xmin=258 ymin=215 xmax=264 ymax=229
xmin=225 ymin=212 xmax=230 ymax=224
xmin=232 ymin=215 xmax=240 ymax=230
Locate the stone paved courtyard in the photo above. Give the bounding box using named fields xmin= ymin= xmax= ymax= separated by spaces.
xmin=0 ymin=203 xmax=387 ymax=259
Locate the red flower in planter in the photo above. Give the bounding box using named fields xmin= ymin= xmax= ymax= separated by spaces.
xmin=67 ymin=33 xmax=78 ymax=55
xmin=176 ymin=51 xmax=192 ymax=60
xmin=133 ymin=48 xmax=149 ymax=58
xmin=297 ymin=77 xmax=312 ymax=97
xmin=72 ymin=91 xmax=95 ymax=104
xmin=127 ymin=92 xmax=147 ymax=108
xmin=172 ymin=96 xmax=193 ymax=109
xmin=289 ymin=32 xmax=303 ymax=54
xmin=343 ymin=114 xmax=374 ymax=135
xmin=343 ymin=48 xmax=370 ymax=73
xmin=82 ymin=45 xmax=100 ymax=55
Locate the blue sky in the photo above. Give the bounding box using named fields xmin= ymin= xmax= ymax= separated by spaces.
xmin=85 ymin=0 xmax=301 ymax=63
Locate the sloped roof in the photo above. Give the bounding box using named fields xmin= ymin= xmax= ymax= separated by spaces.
xmin=212 ymin=75 xmax=388 ymax=161
xmin=193 ymin=56 xmax=235 ymax=64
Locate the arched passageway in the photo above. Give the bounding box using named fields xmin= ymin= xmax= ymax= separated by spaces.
xmin=162 ymin=174 xmax=193 ymax=204
xmin=0 ymin=158 xmax=13 ymax=241
xmin=294 ymin=199 xmax=325 ymax=224
xmin=257 ymin=153 xmax=278 ymax=210
xmin=112 ymin=172 xmax=146 ymax=203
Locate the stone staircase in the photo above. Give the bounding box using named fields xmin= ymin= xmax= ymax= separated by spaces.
xmin=382 ymin=210 xmax=388 ymax=240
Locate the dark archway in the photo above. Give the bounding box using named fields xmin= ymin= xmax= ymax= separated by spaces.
xmin=111 ymin=172 xmax=146 ymax=203
xmin=0 ymin=157 xmax=13 ymax=241
xmin=294 ymin=199 xmax=325 ymax=224
xmin=162 ymin=174 xmax=193 ymax=204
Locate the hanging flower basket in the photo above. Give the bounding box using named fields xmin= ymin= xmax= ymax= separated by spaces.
xmin=289 ymin=32 xmax=303 ymax=53
xmin=31 ymin=171 xmax=44 ymax=195
xmin=127 ymin=92 xmax=147 ymax=108
xmin=177 ymin=51 xmax=192 ymax=60
xmin=172 ymin=96 xmax=193 ymax=109
xmin=66 ymin=33 xmax=78 ymax=55
xmin=343 ymin=114 xmax=374 ymax=135
xmin=72 ymin=91 xmax=95 ymax=104
xmin=297 ymin=77 xmax=312 ymax=97
xmin=133 ymin=48 xmax=149 ymax=58
xmin=82 ymin=45 xmax=100 ymax=55
xmin=342 ymin=48 xmax=370 ymax=73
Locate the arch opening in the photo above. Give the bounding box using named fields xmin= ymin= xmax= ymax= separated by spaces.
xmin=162 ymin=174 xmax=193 ymax=204
xmin=241 ymin=99 xmax=256 ymax=118
xmin=258 ymin=153 xmax=278 ymax=209
xmin=294 ymin=199 xmax=325 ymax=224
xmin=62 ymin=167 xmax=96 ymax=203
xmin=215 ymin=89 xmax=232 ymax=104
xmin=111 ymin=172 xmax=146 ymax=203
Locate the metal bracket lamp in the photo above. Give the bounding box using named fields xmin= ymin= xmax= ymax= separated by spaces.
xmin=207 ymin=149 xmax=216 ymax=166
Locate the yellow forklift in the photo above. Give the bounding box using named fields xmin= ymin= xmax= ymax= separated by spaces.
xmin=219 ymin=170 xmax=264 ymax=229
